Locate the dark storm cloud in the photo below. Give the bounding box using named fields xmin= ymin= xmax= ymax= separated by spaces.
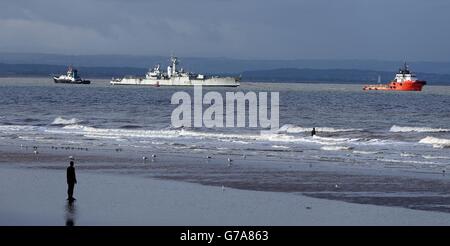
xmin=1 ymin=0 xmax=449 ymax=60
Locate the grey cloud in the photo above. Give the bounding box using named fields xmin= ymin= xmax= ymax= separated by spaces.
xmin=0 ymin=0 xmax=449 ymax=60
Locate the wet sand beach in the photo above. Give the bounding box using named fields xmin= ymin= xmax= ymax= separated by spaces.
xmin=2 ymin=165 xmax=450 ymax=226
xmin=2 ymin=144 xmax=450 ymax=225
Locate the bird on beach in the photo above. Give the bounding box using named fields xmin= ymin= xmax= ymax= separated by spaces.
xmin=143 ymin=156 xmax=148 ymax=161
xmin=227 ymin=158 xmax=233 ymax=167
xmin=243 ymin=154 xmax=246 ymax=160
xmin=33 ymin=150 xmax=39 ymax=155
xmin=206 ymin=155 xmax=212 ymax=159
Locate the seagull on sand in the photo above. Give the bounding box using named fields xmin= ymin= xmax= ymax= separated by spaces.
xmin=227 ymin=158 xmax=233 ymax=167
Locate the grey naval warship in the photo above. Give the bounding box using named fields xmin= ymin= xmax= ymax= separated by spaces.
xmin=110 ymin=56 xmax=240 ymax=87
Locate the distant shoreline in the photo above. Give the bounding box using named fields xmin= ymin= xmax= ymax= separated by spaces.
xmin=1 ymin=75 xmax=450 ymax=86
xmin=2 ymin=62 xmax=450 ymax=85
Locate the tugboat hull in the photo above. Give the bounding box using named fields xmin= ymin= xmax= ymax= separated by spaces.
xmin=53 ymin=78 xmax=91 ymax=84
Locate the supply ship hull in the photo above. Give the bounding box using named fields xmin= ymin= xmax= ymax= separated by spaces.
xmin=363 ymin=80 xmax=426 ymax=91
xmin=363 ymin=63 xmax=426 ymax=91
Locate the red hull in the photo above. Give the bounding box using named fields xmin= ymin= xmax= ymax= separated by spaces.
xmin=363 ymin=80 xmax=426 ymax=91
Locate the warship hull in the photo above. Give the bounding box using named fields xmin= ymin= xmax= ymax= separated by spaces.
xmin=110 ymin=76 xmax=239 ymax=87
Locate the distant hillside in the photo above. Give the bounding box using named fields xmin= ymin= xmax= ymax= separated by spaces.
xmin=1 ymin=52 xmax=450 ymax=75
xmin=1 ymin=63 xmax=450 ymax=85
xmin=0 ymin=63 xmax=146 ymax=78
xmin=242 ymin=68 xmax=450 ymax=85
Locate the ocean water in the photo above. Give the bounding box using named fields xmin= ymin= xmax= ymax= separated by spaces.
xmin=1 ymin=77 xmax=450 ymax=172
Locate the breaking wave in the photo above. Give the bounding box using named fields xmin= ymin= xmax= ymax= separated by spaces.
xmin=379 ymin=158 xmax=436 ymax=165
xmin=422 ymin=155 xmax=450 ymax=160
xmin=353 ymin=150 xmax=380 ymax=155
xmin=51 ymin=117 xmax=84 ymax=126
xmin=419 ymin=136 xmax=450 ymax=148
xmin=277 ymin=124 xmax=362 ymax=133
xmin=390 ymin=125 xmax=450 ymax=133
xmin=45 ymin=124 xmax=368 ymax=147
xmin=321 ymin=146 xmax=354 ymax=151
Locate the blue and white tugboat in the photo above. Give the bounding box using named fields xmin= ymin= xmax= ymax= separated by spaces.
xmin=53 ymin=66 xmax=90 ymax=84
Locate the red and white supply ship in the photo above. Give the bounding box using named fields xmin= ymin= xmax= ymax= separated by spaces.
xmin=363 ymin=63 xmax=426 ymax=91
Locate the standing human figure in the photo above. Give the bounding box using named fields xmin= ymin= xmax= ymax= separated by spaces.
xmin=311 ymin=127 xmax=317 ymax=136
xmin=67 ymin=161 xmax=77 ymax=201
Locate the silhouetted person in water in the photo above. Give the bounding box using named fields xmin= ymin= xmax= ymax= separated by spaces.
xmin=311 ymin=127 xmax=316 ymax=136
xmin=67 ymin=161 xmax=77 ymax=201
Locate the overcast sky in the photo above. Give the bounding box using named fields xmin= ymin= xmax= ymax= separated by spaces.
xmin=1 ymin=0 xmax=449 ymax=61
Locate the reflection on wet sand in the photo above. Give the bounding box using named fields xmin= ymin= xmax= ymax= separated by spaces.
xmin=65 ymin=200 xmax=76 ymax=226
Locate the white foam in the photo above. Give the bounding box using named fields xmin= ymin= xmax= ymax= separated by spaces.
xmin=419 ymin=136 xmax=450 ymax=148
xmin=272 ymin=145 xmax=290 ymax=149
xmin=400 ymin=153 xmax=418 ymax=157
xmin=379 ymin=158 xmax=436 ymax=165
xmin=299 ymin=135 xmax=360 ymax=146
xmin=0 ymin=125 xmax=38 ymax=132
xmin=390 ymin=125 xmax=450 ymax=133
xmin=321 ymin=146 xmax=354 ymax=151
xmin=422 ymin=155 xmax=450 ymax=160
xmin=51 ymin=117 xmax=83 ymax=125
xmin=353 ymin=150 xmax=379 ymax=155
